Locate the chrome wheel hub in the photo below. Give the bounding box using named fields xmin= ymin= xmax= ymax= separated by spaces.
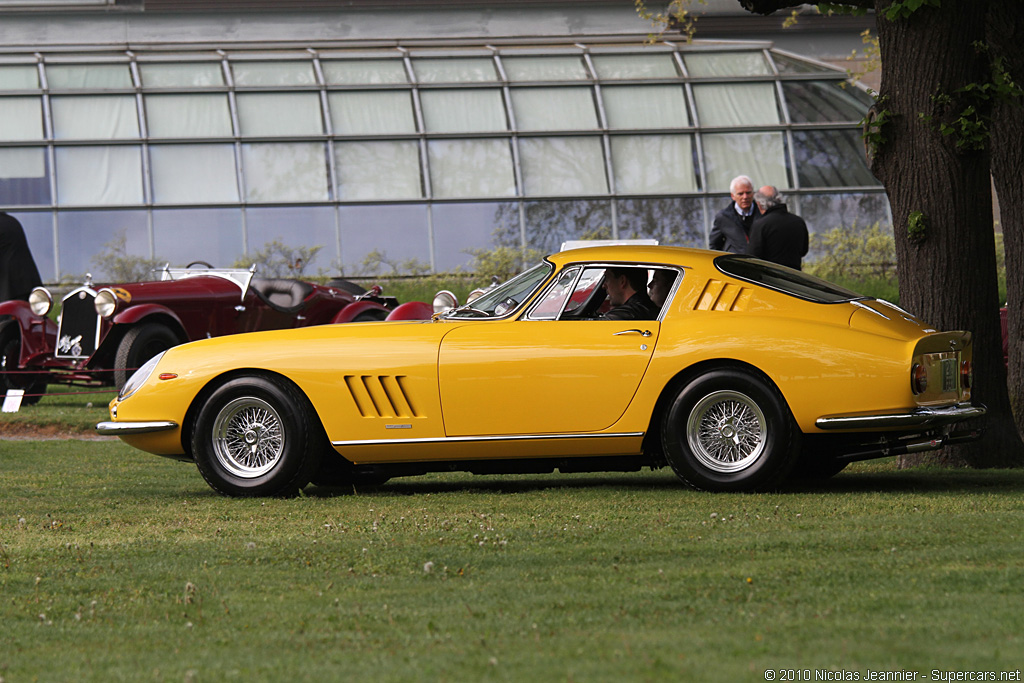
xmin=686 ymin=390 xmax=767 ymax=473
xmin=211 ymin=396 xmax=285 ymax=478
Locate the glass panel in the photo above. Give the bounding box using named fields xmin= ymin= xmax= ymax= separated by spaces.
xmin=328 ymin=91 xmax=416 ymax=135
xmin=501 ymin=56 xmax=588 ymax=81
xmin=322 ymin=59 xmax=408 ymax=84
xmin=58 ymin=210 xmax=148 ymax=280
xmin=702 ymin=132 xmax=788 ymax=192
xmin=0 ymin=97 xmax=44 ymax=140
xmin=793 ymin=130 xmax=879 ymax=188
xmin=139 ymin=63 xmax=224 ymax=87
xmin=150 ymin=144 xmax=239 ymax=204
xmin=591 ymin=54 xmax=678 ymax=79
xmin=511 ymin=87 xmax=598 ymax=131
xmin=145 ymin=94 xmax=232 ymax=137
xmin=797 ymin=192 xmax=892 ymax=254
xmin=616 ymin=197 xmax=705 ymax=247
xmin=772 ymin=53 xmax=839 ymax=75
xmin=420 ymin=89 xmax=506 ymax=133
xmin=335 ymin=141 xmax=422 ymax=200
xmin=692 ymin=83 xmax=780 ymax=126
xmin=46 ymin=64 xmax=132 ymax=88
xmin=610 ymin=135 xmax=696 ymax=194
xmin=337 ymin=204 xmax=430 ymax=275
xmin=241 ymin=143 xmax=328 ymax=202
xmin=51 ymin=96 xmax=140 ymax=139
xmin=245 ymin=206 xmax=338 ymax=275
xmin=236 ymin=93 xmax=323 ymax=136
xmin=522 ymin=199 xmax=612 ymax=254
xmin=531 ymin=266 xmax=581 ymax=320
xmin=55 ymin=146 xmax=143 ymax=205
xmin=11 ymin=212 xmax=54 ymax=282
xmin=432 ymin=202 xmax=519 ymax=272
xmin=413 ymin=58 xmax=497 ymax=83
xmin=683 ymin=52 xmax=771 ymax=77
xmin=0 ymin=66 xmax=39 ymax=90
xmin=231 ymin=61 xmax=316 ymax=86
xmin=602 ymin=85 xmax=689 ymax=128
xmin=153 ymin=208 xmax=244 ymax=268
xmin=0 ymin=148 xmax=51 ymax=206
xmin=782 ymin=81 xmax=872 ymax=123
xmin=428 ymin=139 xmax=515 ymax=199
xmin=518 ymin=137 xmax=607 ymax=196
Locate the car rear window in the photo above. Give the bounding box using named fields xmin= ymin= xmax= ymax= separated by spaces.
xmin=715 ymin=255 xmax=866 ymax=304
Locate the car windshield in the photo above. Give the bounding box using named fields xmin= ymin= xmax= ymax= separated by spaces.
xmin=446 ymin=262 xmax=553 ymax=318
xmin=716 ymin=255 xmax=867 ymax=304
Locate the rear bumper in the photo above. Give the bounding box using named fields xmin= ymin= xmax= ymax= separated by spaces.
xmin=815 ymin=404 xmax=986 ymax=430
xmin=96 ymin=420 xmax=178 ymax=435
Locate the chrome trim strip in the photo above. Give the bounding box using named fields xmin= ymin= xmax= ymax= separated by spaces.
xmin=815 ymin=405 xmax=986 ymax=430
xmin=96 ymin=420 xmax=178 ymax=435
xmin=850 ymin=300 xmax=890 ymax=320
xmin=332 ymin=431 xmax=644 ymax=448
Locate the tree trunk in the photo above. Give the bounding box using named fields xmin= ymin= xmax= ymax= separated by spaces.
xmin=869 ymin=0 xmax=1022 ymax=467
xmin=987 ymin=0 xmax=1024 ymax=439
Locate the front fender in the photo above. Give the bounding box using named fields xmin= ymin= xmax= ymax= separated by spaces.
xmin=385 ymin=301 xmax=433 ymax=321
xmin=0 ymin=300 xmax=57 ymax=364
xmin=331 ymin=301 xmax=390 ymax=324
xmin=112 ymin=303 xmax=186 ymax=330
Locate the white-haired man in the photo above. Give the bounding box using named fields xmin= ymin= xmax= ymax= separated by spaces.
xmin=710 ymin=175 xmax=760 ymax=254
xmin=750 ymin=185 xmax=809 ymax=270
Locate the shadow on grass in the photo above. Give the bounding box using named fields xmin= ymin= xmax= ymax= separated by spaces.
xmin=304 ymin=465 xmax=1024 ymax=499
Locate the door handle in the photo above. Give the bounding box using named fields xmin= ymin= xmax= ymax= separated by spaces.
xmin=614 ymin=329 xmax=652 ymax=337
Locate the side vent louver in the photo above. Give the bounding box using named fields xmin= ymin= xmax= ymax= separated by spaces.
xmin=694 ymin=279 xmax=751 ymax=312
xmin=344 ymin=375 xmax=421 ymax=418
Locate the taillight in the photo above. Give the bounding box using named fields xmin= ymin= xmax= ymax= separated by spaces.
xmin=960 ymin=359 xmax=973 ymax=390
xmin=911 ymin=363 xmax=928 ymax=395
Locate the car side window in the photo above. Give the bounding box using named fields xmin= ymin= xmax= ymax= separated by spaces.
xmin=530 ymin=267 xmax=580 ymax=320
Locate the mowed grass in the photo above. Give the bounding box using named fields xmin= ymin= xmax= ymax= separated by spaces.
xmin=2 ymin=439 xmax=1023 ymax=682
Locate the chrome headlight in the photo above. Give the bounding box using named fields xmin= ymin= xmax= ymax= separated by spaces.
xmin=29 ymin=287 xmax=53 ymax=316
xmin=119 ymin=351 xmax=165 ymax=400
xmin=94 ymin=289 xmax=118 ymax=319
xmin=432 ymin=290 xmax=458 ymax=314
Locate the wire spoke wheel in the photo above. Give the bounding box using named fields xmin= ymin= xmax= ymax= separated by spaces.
xmin=687 ymin=390 xmax=767 ymax=473
xmin=211 ymin=396 xmax=286 ymax=478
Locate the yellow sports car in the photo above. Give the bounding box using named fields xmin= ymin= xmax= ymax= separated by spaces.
xmin=97 ymin=245 xmax=984 ymax=496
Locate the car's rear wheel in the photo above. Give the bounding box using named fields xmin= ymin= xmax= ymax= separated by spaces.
xmin=191 ymin=375 xmax=323 ymax=497
xmin=661 ymin=368 xmax=798 ymax=492
xmin=0 ymin=320 xmax=46 ymax=405
xmin=114 ymin=322 xmax=179 ymax=390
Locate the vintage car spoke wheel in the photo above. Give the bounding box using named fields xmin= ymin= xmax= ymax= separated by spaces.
xmin=662 ymin=368 xmax=799 ymax=492
xmin=114 ymin=323 xmax=179 ymax=390
xmin=192 ymin=375 xmax=323 ymax=497
xmin=0 ymin=321 xmax=46 ymax=405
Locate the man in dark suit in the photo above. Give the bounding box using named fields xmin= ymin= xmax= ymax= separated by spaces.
xmin=0 ymin=212 xmax=43 ymax=302
xmin=749 ymin=186 xmax=809 ymax=270
xmin=710 ymin=175 xmax=760 ymax=253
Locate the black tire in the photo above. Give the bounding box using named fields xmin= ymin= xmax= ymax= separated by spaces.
xmin=114 ymin=323 xmax=180 ymax=390
xmin=327 ymin=278 xmax=367 ymax=297
xmin=0 ymin=321 xmax=46 ymax=406
xmin=660 ymin=368 xmax=799 ymax=492
xmin=191 ymin=375 xmax=323 ymax=497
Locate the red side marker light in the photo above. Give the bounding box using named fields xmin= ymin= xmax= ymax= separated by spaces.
xmin=158 ymin=373 xmax=178 ymax=381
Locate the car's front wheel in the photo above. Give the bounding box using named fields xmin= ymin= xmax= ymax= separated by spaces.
xmin=661 ymin=368 xmax=798 ymax=492
xmin=0 ymin=320 xmax=46 ymax=405
xmin=191 ymin=375 xmax=323 ymax=497
xmin=114 ymin=322 xmax=179 ymax=390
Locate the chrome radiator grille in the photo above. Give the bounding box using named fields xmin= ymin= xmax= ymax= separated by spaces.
xmin=56 ymin=287 xmax=100 ymax=359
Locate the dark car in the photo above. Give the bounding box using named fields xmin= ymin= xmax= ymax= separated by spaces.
xmin=0 ymin=264 xmax=397 ymax=404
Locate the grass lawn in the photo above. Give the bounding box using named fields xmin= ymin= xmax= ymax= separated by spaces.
xmin=1 ymin=435 xmax=1022 ymax=682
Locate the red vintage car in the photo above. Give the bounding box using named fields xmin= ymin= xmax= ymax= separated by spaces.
xmin=0 ymin=264 xmax=398 ymax=404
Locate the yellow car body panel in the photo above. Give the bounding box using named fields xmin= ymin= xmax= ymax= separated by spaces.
xmin=101 ymin=245 xmax=981 ymax=492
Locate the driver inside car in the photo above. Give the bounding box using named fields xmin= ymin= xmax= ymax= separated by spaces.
xmin=602 ymin=267 xmax=660 ymax=321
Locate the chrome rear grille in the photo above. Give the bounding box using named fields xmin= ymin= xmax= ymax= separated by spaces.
xmin=56 ymin=287 xmax=100 ymax=359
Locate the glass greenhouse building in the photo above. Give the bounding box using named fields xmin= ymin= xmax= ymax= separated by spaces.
xmin=0 ymin=38 xmax=887 ymax=281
